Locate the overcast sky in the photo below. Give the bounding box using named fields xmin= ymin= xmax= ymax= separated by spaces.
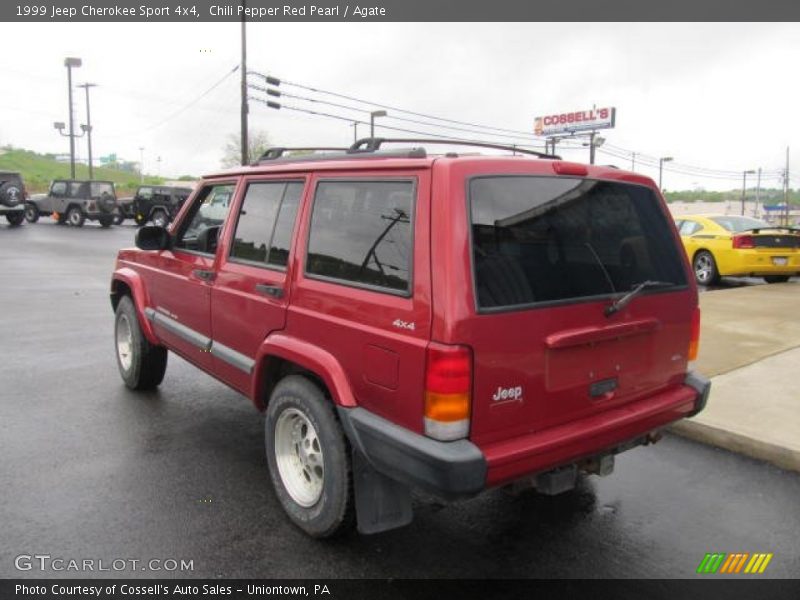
xmin=1 ymin=22 xmax=798 ymax=191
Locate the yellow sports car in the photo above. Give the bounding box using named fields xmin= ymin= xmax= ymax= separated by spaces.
xmin=675 ymin=215 xmax=800 ymax=285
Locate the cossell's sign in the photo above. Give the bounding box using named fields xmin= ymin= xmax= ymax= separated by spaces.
xmin=535 ymin=107 xmax=616 ymax=136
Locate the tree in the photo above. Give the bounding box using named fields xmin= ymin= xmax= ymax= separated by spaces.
xmin=220 ymin=130 xmax=271 ymax=167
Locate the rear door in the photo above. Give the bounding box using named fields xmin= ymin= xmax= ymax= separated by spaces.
xmin=461 ymin=176 xmax=693 ymax=446
xmin=210 ymin=178 xmax=305 ymax=393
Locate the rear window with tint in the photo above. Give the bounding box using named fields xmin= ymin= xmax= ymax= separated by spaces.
xmin=470 ymin=176 xmax=686 ymax=310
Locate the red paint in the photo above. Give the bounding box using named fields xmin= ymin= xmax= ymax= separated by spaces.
xmin=111 ymin=152 xmax=702 ymax=488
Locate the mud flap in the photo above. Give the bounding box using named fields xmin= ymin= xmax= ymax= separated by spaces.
xmin=352 ymin=449 xmax=413 ymax=534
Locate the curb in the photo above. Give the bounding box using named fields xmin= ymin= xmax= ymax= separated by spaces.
xmin=669 ymin=420 xmax=800 ymax=473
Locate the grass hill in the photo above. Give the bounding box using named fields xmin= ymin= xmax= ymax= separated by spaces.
xmin=0 ymin=147 xmax=188 ymax=195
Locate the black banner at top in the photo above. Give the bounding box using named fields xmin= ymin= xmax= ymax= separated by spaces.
xmin=2 ymin=0 xmax=800 ymax=22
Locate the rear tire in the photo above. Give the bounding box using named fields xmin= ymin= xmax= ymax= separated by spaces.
xmin=6 ymin=211 xmax=24 ymax=226
xmin=113 ymin=210 xmax=125 ymax=225
xmin=692 ymin=250 xmax=719 ymax=286
xmin=265 ymin=375 xmax=355 ymax=538
xmin=24 ymin=203 xmax=39 ymax=223
xmin=67 ymin=206 xmax=85 ymax=227
xmin=114 ymin=295 xmax=168 ymax=390
xmin=99 ymin=215 xmax=114 ymax=228
xmin=764 ymin=275 xmax=790 ymax=284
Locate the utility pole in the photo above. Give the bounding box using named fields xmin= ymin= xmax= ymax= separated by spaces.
xmin=784 ymin=147 xmax=790 ymax=226
xmin=740 ymin=169 xmax=755 ymax=216
xmin=754 ymin=167 xmax=761 ymax=217
xmin=77 ymin=83 xmax=97 ymax=180
xmin=631 ymin=152 xmax=636 ymax=171
xmin=589 ymin=131 xmax=596 ymax=165
xmin=240 ymin=4 xmax=249 ymax=165
xmin=351 ymin=121 xmax=359 ymax=143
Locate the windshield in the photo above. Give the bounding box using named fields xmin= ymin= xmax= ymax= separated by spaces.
xmin=469 ymin=176 xmax=687 ymax=310
xmin=710 ymin=216 xmax=770 ymax=232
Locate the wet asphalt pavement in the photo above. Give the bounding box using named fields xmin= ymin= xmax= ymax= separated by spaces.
xmin=1 ymin=220 xmax=799 ymax=579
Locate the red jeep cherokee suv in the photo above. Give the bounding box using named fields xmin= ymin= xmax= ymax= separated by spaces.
xmin=110 ymin=139 xmax=710 ymax=537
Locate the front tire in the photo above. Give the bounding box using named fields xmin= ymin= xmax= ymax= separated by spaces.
xmin=6 ymin=211 xmax=24 ymax=226
xmin=67 ymin=206 xmax=85 ymax=227
xmin=114 ymin=295 xmax=168 ymax=390
xmin=265 ymin=375 xmax=355 ymax=538
xmin=764 ymin=275 xmax=790 ymax=284
xmin=24 ymin=203 xmax=39 ymax=223
xmin=693 ymin=250 xmax=719 ymax=286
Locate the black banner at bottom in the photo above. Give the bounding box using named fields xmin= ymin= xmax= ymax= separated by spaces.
xmin=3 ymin=579 xmax=800 ymax=600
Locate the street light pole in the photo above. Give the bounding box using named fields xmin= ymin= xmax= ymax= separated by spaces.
xmin=741 ymin=169 xmax=755 ymax=216
xmin=64 ymin=57 xmax=82 ymax=179
xmin=370 ymin=110 xmax=387 ymax=138
xmin=658 ymin=156 xmax=673 ymax=192
xmin=139 ymin=147 xmax=145 ymax=184
xmin=77 ymin=83 xmax=97 ymax=180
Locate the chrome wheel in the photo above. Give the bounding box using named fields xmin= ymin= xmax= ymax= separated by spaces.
xmin=116 ymin=313 xmax=133 ymax=372
xmin=274 ymin=408 xmax=324 ymax=507
xmin=694 ymin=253 xmax=714 ymax=284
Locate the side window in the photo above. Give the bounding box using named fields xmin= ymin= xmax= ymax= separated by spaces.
xmin=268 ymin=182 xmax=302 ymax=267
xmin=229 ymin=181 xmax=303 ymax=268
xmin=68 ymin=182 xmax=84 ymax=197
xmin=50 ymin=182 xmax=67 ymax=196
xmin=306 ymin=179 xmax=414 ymax=294
xmin=174 ymin=184 xmax=235 ymax=255
xmin=679 ymin=221 xmax=700 ymax=236
xmin=137 ymin=187 xmax=153 ymax=200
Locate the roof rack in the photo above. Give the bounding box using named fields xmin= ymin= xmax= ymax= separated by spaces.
xmin=348 ymin=137 xmax=560 ymax=159
xmin=256 ymin=147 xmax=348 ymax=162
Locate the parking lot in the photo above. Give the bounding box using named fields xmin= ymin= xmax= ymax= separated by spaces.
xmin=1 ymin=220 xmax=799 ymax=579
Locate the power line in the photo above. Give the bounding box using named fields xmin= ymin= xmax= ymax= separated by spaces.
xmin=105 ymin=64 xmax=240 ymax=138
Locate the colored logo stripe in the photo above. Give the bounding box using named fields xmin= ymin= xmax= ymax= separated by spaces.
xmin=697 ymin=552 xmax=773 ymax=574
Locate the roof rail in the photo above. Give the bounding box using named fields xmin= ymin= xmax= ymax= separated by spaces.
xmin=348 ymin=137 xmax=560 ymax=159
xmin=256 ymin=147 xmax=348 ymax=162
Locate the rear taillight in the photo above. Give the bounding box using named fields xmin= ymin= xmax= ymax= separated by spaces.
xmin=732 ymin=234 xmax=755 ymax=249
xmin=688 ymin=307 xmax=701 ymax=362
xmin=424 ymin=343 xmax=472 ymax=441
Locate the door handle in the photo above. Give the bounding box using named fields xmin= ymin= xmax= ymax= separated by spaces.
xmin=255 ymin=283 xmax=284 ymax=298
xmin=192 ymin=269 xmax=216 ymax=282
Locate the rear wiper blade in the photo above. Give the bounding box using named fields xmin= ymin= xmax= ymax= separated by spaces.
xmin=604 ymin=280 xmax=675 ymax=317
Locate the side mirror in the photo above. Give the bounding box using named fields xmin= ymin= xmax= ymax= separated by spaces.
xmin=135 ymin=225 xmax=171 ymax=251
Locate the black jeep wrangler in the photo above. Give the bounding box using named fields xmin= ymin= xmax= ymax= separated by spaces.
xmin=0 ymin=171 xmax=27 ymax=227
xmin=131 ymin=185 xmax=193 ymax=227
xmin=25 ymin=180 xmax=118 ymax=227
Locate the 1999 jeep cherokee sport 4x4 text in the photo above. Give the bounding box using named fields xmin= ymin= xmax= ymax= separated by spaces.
xmin=110 ymin=139 xmax=710 ymax=538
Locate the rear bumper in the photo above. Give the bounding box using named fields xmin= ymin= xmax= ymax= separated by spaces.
xmin=720 ymin=249 xmax=800 ymax=275
xmin=340 ymin=371 xmax=711 ymax=497
xmin=0 ymin=205 xmax=24 ymax=214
